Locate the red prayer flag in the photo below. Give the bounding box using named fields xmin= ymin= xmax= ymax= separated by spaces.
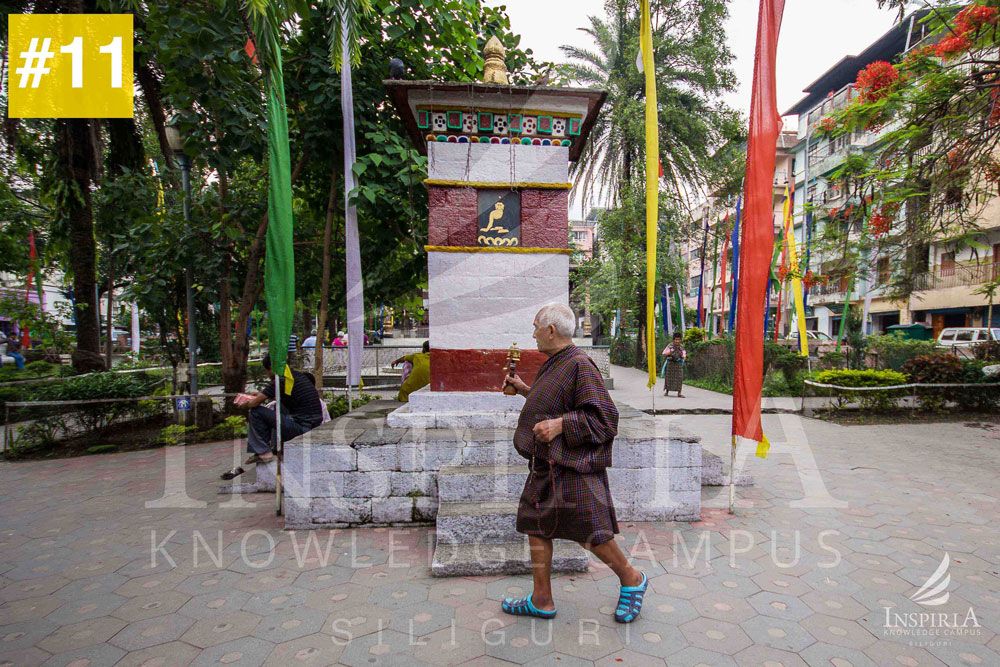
xmin=732 ymin=0 xmax=785 ymax=452
xmin=244 ymin=38 xmax=259 ymax=66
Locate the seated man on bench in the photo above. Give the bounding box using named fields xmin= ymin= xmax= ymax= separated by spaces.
xmin=228 ymin=354 xmax=323 ymax=474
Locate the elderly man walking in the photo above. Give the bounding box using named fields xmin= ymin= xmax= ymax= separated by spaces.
xmin=502 ymin=303 xmax=647 ymax=623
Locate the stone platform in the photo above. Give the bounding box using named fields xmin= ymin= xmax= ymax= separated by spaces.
xmin=282 ymin=399 xmax=706 ymax=575
xmin=386 ymin=388 xmax=525 ymax=429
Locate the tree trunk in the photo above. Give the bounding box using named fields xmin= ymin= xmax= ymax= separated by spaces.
xmin=105 ymin=248 xmax=114 ymax=368
xmin=58 ymin=119 xmax=103 ymax=372
xmin=314 ymin=165 xmax=338 ymax=388
xmin=222 ymin=152 xmax=310 ymax=397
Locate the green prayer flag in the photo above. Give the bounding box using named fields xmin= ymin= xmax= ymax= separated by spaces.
xmin=264 ymin=49 xmax=295 ymax=380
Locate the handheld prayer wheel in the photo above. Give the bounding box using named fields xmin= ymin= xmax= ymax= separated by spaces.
xmin=503 ymin=343 xmax=521 ymax=395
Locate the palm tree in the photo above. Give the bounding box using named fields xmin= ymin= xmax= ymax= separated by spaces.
xmin=561 ymin=0 xmax=739 ymax=206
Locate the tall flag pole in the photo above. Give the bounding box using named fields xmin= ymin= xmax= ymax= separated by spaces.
xmin=341 ymin=13 xmax=365 ymax=397
xmin=728 ymin=197 xmax=742 ymax=333
xmin=707 ymin=219 xmax=720 ymax=336
xmin=803 ymin=209 xmax=813 ymax=308
xmin=718 ymin=229 xmax=730 ymax=333
xmin=675 ymin=284 xmax=686 ymax=333
xmin=732 ymin=0 xmax=785 ymax=512
xmin=782 ymin=185 xmax=809 ymax=355
xmin=638 ymin=0 xmax=659 ymax=389
xmin=696 ymin=220 xmax=708 ymax=328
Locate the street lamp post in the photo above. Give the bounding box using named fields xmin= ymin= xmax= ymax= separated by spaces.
xmin=165 ymin=117 xmax=198 ymax=399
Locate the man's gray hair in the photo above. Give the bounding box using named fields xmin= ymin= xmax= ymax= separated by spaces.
xmin=536 ymin=303 xmax=576 ymax=338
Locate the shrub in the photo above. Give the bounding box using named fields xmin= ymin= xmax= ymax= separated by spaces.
xmin=327 ymin=392 xmax=376 ymax=419
xmin=203 ymin=415 xmax=248 ymax=440
xmin=902 ymin=354 xmax=964 ymax=411
xmin=866 ymin=334 xmax=939 ymax=371
xmin=812 ymin=369 xmax=907 ymax=412
xmin=956 ymin=359 xmax=1000 ymax=411
xmin=686 ymin=337 xmax=734 ymax=386
xmin=30 ymin=372 xmax=164 ymax=433
xmin=819 ymin=351 xmax=846 ymax=370
xmin=683 ymin=327 xmax=707 ymax=345
xmin=972 ymin=339 xmax=1000 ymax=362
xmin=159 ymin=424 xmax=197 ymax=446
xmin=610 ymin=334 xmax=637 ymax=368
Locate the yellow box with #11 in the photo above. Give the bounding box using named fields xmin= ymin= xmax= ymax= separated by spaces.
xmin=7 ymin=14 xmax=133 ymax=118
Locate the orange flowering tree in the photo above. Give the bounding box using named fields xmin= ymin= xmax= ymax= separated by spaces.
xmin=825 ymin=1 xmax=1000 ymax=297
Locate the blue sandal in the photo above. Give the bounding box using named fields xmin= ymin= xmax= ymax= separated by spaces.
xmin=502 ymin=594 xmax=557 ymax=619
xmin=615 ymin=572 xmax=648 ymax=623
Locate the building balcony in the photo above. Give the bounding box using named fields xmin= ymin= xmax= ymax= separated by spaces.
xmin=914 ymin=261 xmax=1000 ymax=292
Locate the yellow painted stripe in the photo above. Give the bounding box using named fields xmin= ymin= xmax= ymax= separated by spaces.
xmin=425 ymin=245 xmax=572 ymax=255
xmin=424 ymin=179 xmax=572 ymax=190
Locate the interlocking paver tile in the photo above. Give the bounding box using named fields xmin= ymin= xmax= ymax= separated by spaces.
xmin=263 ymin=632 xmax=347 ymax=666
xmin=44 ymin=592 xmax=126 ymax=625
xmin=0 ymin=646 xmax=51 ymax=666
xmin=303 ymin=580 xmax=371 ymax=612
xmin=180 ymin=610 xmax=263 ymax=648
xmin=369 ymin=581 xmax=429 ymax=610
xmin=799 ymin=641 xmax=878 ymax=667
xmin=691 ymin=592 xmax=757 ymax=623
xmin=483 ymin=618 xmax=560 ymax=665
xmin=112 ymin=639 xmax=201 ymax=667
xmin=549 ymin=613 xmax=624 ymax=661
xmin=177 ymin=588 xmax=252 ymax=619
xmin=110 ymin=589 xmax=190 ymax=622
xmin=612 ymin=618 xmax=685 ymax=659
xmin=747 ymin=590 xmax=815 ymax=622
xmin=37 ymin=616 xmax=126 ymax=654
xmin=174 ymin=570 xmax=247 ymax=597
xmin=740 ymin=614 xmax=817 ymax=653
xmin=322 ymin=602 xmax=393 ymax=642
xmin=801 ymin=590 xmax=869 ymax=621
xmin=0 ymin=595 xmax=63 ymax=623
xmin=0 ymin=576 xmax=70 ymax=604
xmin=800 ymin=613 xmax=877 ymax=650
xmin=0 ymin=619 xmax=59 ymax=652
xmin=52 ymin=573 xmax=128 ymax=601
xmin=191 ymin=636 xmax=276 ymax=667
xmin=863 ymin=639 xmax=948 ymax=666
xmin=289 ymin=564 xmax=354 ymax=591
xmin=412 ymin=626 xmax=488 ymax=666
xmin=339 ymin=628 xmax=433 ymax=667
xmin=679 ymin=617 xmax=752 ymax=654
xmin=594 ymin=648 xmax=667 ymax=666
xmin=108 ymin=613 xmax=195 ymax=651
xmin=387 ymin=600 xmax=455 ymax=636
xmin=667 ymin=645 xmax=737 ymax=666
xmin=38 ymin=642 xmax=125 ymax=667
xmin=254 ymin=607 xmax=328 ymax=644
xmin=241 ymin=585 xmax=309 ymax=615
xmin=649 ymin=573 xmax=707 ymax=600
xmin=734 ymin=643 xmax=809 ymax=666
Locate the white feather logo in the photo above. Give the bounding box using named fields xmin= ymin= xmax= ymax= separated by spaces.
xmin=910 ymin=553 xmax=951 ymax=606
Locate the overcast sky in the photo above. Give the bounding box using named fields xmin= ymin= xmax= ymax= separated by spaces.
xmin=489 ymin=0 xmax=902 ymax=115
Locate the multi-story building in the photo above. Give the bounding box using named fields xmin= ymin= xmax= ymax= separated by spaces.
xmin=784 ymin=7 xmax=999 ymax=339
xmin=569 ymin=207 xmax=602 ymax=337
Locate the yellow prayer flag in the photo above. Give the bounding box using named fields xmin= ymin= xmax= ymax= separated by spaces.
xmin=640 ymin=0 xmax=659 ymax=389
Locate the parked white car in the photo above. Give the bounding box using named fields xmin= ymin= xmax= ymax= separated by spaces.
xmin=936 ymin=327 xmax=1000 ymax=350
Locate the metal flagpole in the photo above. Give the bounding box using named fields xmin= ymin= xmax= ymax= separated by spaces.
xmin=346 ymin=347 xmax=353 ymax=412
xmin=729 ymin=436 xmax=737 ymax=513
xmin=275 ymin=374 xmax=282 ymax=515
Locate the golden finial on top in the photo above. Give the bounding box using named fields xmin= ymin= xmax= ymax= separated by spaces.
xmin=482 ymin=36 xmax=510 ymax=85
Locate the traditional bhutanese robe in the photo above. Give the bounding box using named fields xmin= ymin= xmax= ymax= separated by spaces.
xmin=513 ymin=344 xmax=620 ymax=545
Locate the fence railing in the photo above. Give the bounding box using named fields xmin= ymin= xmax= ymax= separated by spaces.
xmin=914 ymin=262 xmax=1000 ymax=291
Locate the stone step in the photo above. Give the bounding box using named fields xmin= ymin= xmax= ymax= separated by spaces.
xmin=431 ymin=538 xmax=589 ymax=577
xmin=436 ymin=501 xmax=520 ymax=544
xmin=437 ymin=464 xmax=528 ymax=502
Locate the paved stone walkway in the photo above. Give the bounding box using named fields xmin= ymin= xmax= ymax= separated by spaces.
xmin=1 ymin=404 xmax=998 ymax=664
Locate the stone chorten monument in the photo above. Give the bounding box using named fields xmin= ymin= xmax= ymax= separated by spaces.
xmin=279 ymin=41 xmax=708 ymax=576
xmin=385 ymin=38 xmax=606 ymax=429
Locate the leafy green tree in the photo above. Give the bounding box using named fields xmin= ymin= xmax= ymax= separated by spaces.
xmin=562 ymin=0 xmax=739 ymax=364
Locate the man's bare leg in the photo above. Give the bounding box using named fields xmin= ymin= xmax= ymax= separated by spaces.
xmin=527 ymin=536 xmax=556 ymax=610
xmin=584 ymin=539 xmax=644 ymax=587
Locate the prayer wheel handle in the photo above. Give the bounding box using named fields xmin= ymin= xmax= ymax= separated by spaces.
xmin=503 ymin=343 xmax=521 ymax=395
